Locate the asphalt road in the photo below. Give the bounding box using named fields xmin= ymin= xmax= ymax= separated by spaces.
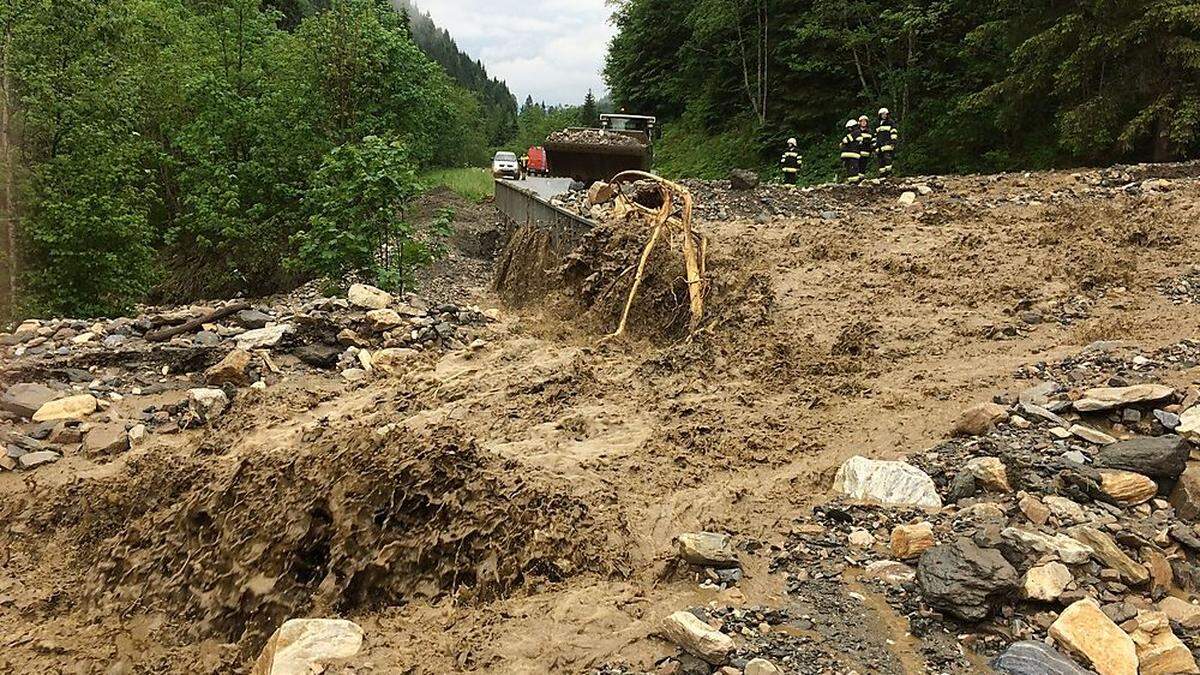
xmin=500 ymin=176 xmax=574 ymax=201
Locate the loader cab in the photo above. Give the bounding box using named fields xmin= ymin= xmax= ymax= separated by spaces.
xmin=600 ymin=114 xmax=656 ymax=144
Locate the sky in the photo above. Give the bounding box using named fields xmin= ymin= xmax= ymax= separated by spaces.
xmin=410 ymin=0 xmax=616 ymax=106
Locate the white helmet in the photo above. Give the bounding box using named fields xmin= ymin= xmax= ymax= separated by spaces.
xmin=846 ymin=119 xmax=857 ymax=128
xmin=858 ymin=115 xmax=869 ymax=122
xmin=787 ymin=137 xmax=797 ymax=145
xmin=879 ymin=107 xmax=890 ymax=116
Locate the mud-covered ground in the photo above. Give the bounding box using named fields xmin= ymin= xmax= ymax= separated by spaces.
xmin=1 ymin=167 xmax=1199 ymax=673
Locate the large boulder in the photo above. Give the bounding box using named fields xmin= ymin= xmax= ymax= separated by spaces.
xmin=916 ymin=537 xmax=1018 ymax=621
xmin=954 ymin=402 xmax=1008 ymax=436
xmin=1 ymin=383 xmax=58 ymax=418
xmin=1129 ymin=610 xmax=1199 ymax=675
xmin=1049 ymin=599 xmax=1137 ymax=675
xmin=728 ymin=169 xmax=760 ymax=191
xmin=990 ymin=640 xmax=1090 ymax=675
xmin=205 ymin=349 xmax=253 ymax=386
xmin=1093 ymin=435 xmax=1189 ymax=480
xmin=660 ymin=611 xmax=734 ymax=665
xmin=32 ymin=394 xmax=98 ymax=422
xmin=833 ymin=455 xmax=942 ymax=508
xmin=347 ymin=283 xmax=392 ymax=310
xmin=1074 ymin=384 xmax=1175 ymax=412
xmin=252 ymin=618 xmax=364 ymax=675
xmin=676 ymin=532 xmax=739 ymax=567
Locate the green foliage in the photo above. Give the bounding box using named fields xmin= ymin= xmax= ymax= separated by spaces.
xmin=292 ymin=135 xmax=421 ymax=290
xmin=606 ymin=0 xmax=1200 ymax=179
xmin=513 ymin=97 xmax=581 ymax=152
xmin=10 ymin=0 xmax=483 ymax=316
xmin=421 ymin=167 xmax=494 ymax=203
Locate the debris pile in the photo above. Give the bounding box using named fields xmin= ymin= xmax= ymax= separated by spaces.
xmin=0 ymin=282 xmax=495 ymax=472
xmin=546 ymin=128 xmax=645 ymax=149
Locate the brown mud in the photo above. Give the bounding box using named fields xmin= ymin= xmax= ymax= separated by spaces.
xmin=1 ymin=168 xmax=1199 ymax=672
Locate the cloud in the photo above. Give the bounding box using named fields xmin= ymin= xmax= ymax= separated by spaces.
xmin=410 ymin=0 xmax=615 ymax=105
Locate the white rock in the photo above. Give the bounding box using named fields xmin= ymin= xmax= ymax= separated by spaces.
xmin=252 ymin=618 xmax=364 ymax=675
xmin=188 ymin=388 xmax=229 ymax=420
xmin=357 ymin=349 xmax=373 ymax=372
xmin=365 ymin=309 xmax=403 ymax=331
xmin=1180 ymin=406 xmax=1200 ymax=442
xmin=373 ymin=348 xmax=418 ymax=376
xmin=848 ymin=528 xmax=875 ymax=548
xmin=745 ymin=658 xmax=783 ymax=675
xmin=660 ymin=611 xmax=734 ymax=664
xmin=347 ymin=283 xmax=392 ymax=310
xmin=1069 ymin=424 xmax=1117 ymax=445
xmin=677 ymin=532 xmax=739 ymax=566
xmin=1074 ymin=384 xmax=1175 ymax=412
xmin=32 ymin=394 xmax=98 ymax=422
xmin=236 ymin=324 xmax=293 ymax=350
xmin=833 ymin=455 xmax=942 ymax=508
xmin=1023 ymin=562 xmax=1073 ymax=601
xmin=1043 ymin=496 xmax=1087 ymax=523
xmin=1001 ymin=527 xmax=1094 ymax=564
xmin=898 ymin=191 xmax=917 ymax=206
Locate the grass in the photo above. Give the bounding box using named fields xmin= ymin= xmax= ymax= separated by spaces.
xmin=421 ymin=167 xmax=494 ymax=203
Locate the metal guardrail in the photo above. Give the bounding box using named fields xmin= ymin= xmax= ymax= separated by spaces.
xmin=493 ymin=180 xmax=594 ymax=251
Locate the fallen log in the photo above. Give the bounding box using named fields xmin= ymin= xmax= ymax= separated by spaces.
xmin=145 ymin=302 xmax=250 ymax=342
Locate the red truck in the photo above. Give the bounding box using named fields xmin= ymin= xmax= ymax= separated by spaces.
xmin=525 ymin=146 xmax=549 ymax=177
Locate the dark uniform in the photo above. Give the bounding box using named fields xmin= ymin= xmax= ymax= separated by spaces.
xmin=855 ymin=122 xmax=874 ymax=181
xmin=780 ymin=144 xmax=801 ymax=185
xmin=518 ymin=154 xmax=529 ymax=180
xmin=875 ymin=115 xmax=898 ymax=177
xmin=840 ymin=128 xmax=862 ymax=183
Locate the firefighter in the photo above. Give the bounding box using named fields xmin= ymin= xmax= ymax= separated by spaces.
xmin=875 ymin=108 xmax=898 ymax=178
xmin=780 ymin=138 xmax=802 ymax=185
xmin=840 ymin=120 xmax=861 ymax=183
xmin=855 ymin=115 xmax=874 ymax=181
xmin=518 ymin=152 xmax=529 ymax=180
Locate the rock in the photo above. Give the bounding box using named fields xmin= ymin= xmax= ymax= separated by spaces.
xmin=890 ymin=522 xmax=935 ymax=560
xmin=1068 ymin=526 xmax=1150 ymax=585
xmin=128 ymin=424 xmax=147 ymax=446
xmin=1049 ymin=599 xmax=1138 ymax=675
xmin=898 ymin=191 xmax=917 ymax=206
xmin=1156 ymin=410 xmax=1181 ymax=430
xmin=848 ymin=528 xmax=875 ymax=548
xmin=365 ymin=309 xmax=404 ymax=331
xmin=833 ymin=455 xmax=942 ymax=508
xmin=294 ymin=344 xmax=341 ymax=369
xmin=1019 ymin=495 xmax=1051 ymax=526
xmin=1144 ymin=547 xmax=1173 ymax=593
xmin=347 ymin=283 xmax=392 ymax=310
xmin=188 ymin=388 xmax=230 ymax=421
xmin=1129 ymin=610 xmax=1199 ymax=674
xmin=356 ymin=349 xmax=373 ymax=372
xmin=373 ymin=348 xmax=418 ymax=376
xmin=728 ymin=169 xmax=759 ymax=191
xmin=205 ymin=349 xmax=253 ymax=386
xmin=18 ymin=450 xmax=60 ymax=469
xmin=958 ymin=502 xmax=1006 ymax=520
xmin=1074 ymin=384 xmax=1175 ymax=412
xmin=236 ymin=324 xmax=293 ymax=350
xmin=1170 ymin=463 xmax=1200 ymax=521
xmin=587 ymin=180 xmax=617 ymax=204
xmin=677 ymin=532 xmax=739 ymax=567
xmin=32 ymin=394 xmax=98 ymax=422
xmin=1043 ymin=496 xmax=1087 ymax=524
xmin=743 ymin=658 xmax=781 ymax=675
xmin=341 ymin=368 xmax=366 ymax=382
xmin=862 ymin=560 xmax=916 ymax=585
xmin=1069 ymin=424 xmax=1117 ymax=445
xmin=1097 ymin=469 xmax=1158 ymax=506
xmin=660 ymin=611 xmax=734 ymax=665
xmin=916 ymin=537 xmax=1018 ymax=621
xmin=991 ymin=640 xmax=1090 ymax=675
xmin=251 ymin=618 xmax=364 ymax=675
xmin=1179 ymin=406 xmax=1200 ymax=442
xmin=194 ymin=330 xmax=220 ymax=346
xmin=1023 ymin=562 xmax=1073 ymax=601
xmin=955 ymin=402 xmax=1008 ymax=436
xmin=1001 ymin=527 xmax=1095 ymax=565
xmin=1 ymin=383 xmax=58 ymax=418
xmin=82 ymin=423 xmax=128 ymax=456
xmin=966 ymin=456 xmax=1011 ymax=492
xmin=1094 ymin=436 xmax=1190 ymax=480
xmin=235 ymin=309 xmax=272 ymax=329
xmin=1159 ymin=597 xmax=1200 ymax=629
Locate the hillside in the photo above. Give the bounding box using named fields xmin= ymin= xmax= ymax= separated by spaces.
xmin=396 ymin=1 xmax=519 ymax=146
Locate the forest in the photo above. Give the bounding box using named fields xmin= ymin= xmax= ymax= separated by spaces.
xmin=605 ymin=0 xmax=1200 ymax=181
xmin=0 ymin=0 xmax=540 ymax=321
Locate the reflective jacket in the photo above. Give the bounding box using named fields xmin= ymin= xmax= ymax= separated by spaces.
xmin=840 ymin=132 xmax=860 ymax=159
xmin=780 ymin=147 xmax=801 ymax=172
xmin=855 ymin=125 xmax=874 ymax=156
xmin=875 ymin=116 xmax=898 ymax=152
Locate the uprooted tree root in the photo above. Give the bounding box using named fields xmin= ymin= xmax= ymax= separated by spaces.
xmin=62 ymin=424 xmax=619 ymax=655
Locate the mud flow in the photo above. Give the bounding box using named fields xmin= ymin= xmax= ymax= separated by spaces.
xmin=2 ymin=165 xmax=1200 ymax=673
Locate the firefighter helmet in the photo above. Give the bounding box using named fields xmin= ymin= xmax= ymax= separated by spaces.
xmin=787 ymin=137 xmax=797 ymax=146
xmin=845 ymin=120 xmax=857 ymax=128
xmin=879 ymin=107 xmax=890 ymax=116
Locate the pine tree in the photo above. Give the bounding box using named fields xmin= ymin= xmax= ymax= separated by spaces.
xmin=581 ymin=89 xmax=599 ymax=127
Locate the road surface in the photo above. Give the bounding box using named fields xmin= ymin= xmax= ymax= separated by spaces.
xmin=500 ymin=177 xmax=574 ymax=201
